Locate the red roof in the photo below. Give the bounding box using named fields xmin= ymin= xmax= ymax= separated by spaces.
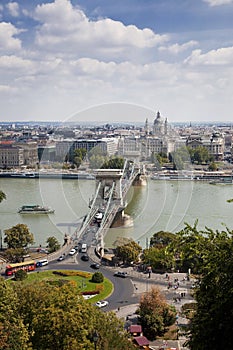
xmin=134 ymin=336 xmax=149 ymax=346
xmin=129 ymin=325 xmax=142 ymax=333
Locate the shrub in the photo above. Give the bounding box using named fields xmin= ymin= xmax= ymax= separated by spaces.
xmin=14 ymin=269 xmax=27 ymax=281
xmin=91 ymin=272 xmax=104 ymax=283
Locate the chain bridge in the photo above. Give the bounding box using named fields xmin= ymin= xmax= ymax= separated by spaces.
xmin=72 ymin=160 xmax=146 ymax=257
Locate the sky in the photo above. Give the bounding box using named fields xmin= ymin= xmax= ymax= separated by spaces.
xmin=1 ymin=0 xmax=233 ymax=124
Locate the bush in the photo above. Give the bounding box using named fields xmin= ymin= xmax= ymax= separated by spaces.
xmin=91 ymin=272 xmax=104 ymax=283
xmin=14 ymin=269 xmax=27 ymax=281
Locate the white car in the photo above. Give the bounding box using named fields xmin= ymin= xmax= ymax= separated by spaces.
xmin=95 ymin=300 xmax=109 ymax=308
xmin=69 ymin=248 xmax=76 ymax=256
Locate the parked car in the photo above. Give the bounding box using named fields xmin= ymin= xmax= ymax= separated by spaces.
xmin=81 ymin=254 xmax=89 ymax=261
xmin=57 ymin=254 xmax=65 ymax=261
xmin=90 ymin=263 xmax=100 ymax=269
xmin=95 ymin=300 xmax=109 ymax=308
xmin=114 ymin=271 xmax=128 ymax=278
xmin=69 ymin=248 xmax=76 ymax=256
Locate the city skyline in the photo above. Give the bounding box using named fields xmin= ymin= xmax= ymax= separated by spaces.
xmin=1 ymin=0 xmax=233 ymax=123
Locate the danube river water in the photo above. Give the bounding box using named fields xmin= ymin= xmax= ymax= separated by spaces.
xmin=0 ymin=177 xmax=233 ymax=248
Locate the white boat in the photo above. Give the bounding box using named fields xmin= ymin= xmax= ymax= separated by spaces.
xmin=18 ymin=205 xmax=54 ymax=214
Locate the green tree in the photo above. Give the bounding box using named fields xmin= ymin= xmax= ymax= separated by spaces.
xmin=0 ymin=190 xmax=6 ymax=203
xmin=171 ymin=146 xmax=190 ymax=170
xmin=0 ymin=278 xmax=31 ymax=350
xmin=91 ymin=271 xmax=104 ymax=283
xmin=143 ymin=246 xmax=174 ymax=272
xmin=208 ymin=161 xmax=218 ymax=171
xmin=14 ymin=269 xmax=28 ymax=281
xmin=150 ymin=231 xmax=176 ymax=248
xmin=137 ymin=286 xmax=176 ymax=340
xmin=46 ymin=236 xmax=60 ymax=253
xmin=89 ymin=154 xmax=106 ymax=169
xmin=4 ymin=224 xmax=34 ymax=250
xmin=101 ymin=156 xmax=124 ymax=169
xmin=115 ymin=240 xmax=142 ymax=265
xmin=9 ymin=278 xmax=134 ymax=350
xmin=187 ymin=227 xmax=233 ymax=350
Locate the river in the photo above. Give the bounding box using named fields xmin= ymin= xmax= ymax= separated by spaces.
xmin=0 ymin=177 xmax=233 ymax=248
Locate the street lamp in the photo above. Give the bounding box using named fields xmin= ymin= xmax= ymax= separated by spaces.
xmin=93 ymin=330 xmax=99 ymax=350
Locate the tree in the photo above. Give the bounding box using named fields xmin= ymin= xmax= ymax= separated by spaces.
xmin=137 ymin=286 xmax=176 ymax=340
xmin=4 ymin=224 xmax=34 ymax=250
xmin=0 ymin=278 xmax=30 ymax=350
xmin=150 ymin=231 xmax=176 ymax=248
xmin=143 ymin=246 xmax=174 ymax=272
xmin=0 ymin=278 xmax=135 ymax=350
xmin=0 ymin=190 xmax=6 ymax=203
xmin=115 ymin=240 xmax=142 ymax=265
xmin=14 ymin=269 xmax=28 ymax=281
xmin=101 ymin=156 xmax=124 ymax=169
xmin=46 ymin=236 xmax=60 ymax=253
xmin=186 ymin=227 xmax=233 ymax=350
xmin=91 ymin=271 xmax=104 ymax=283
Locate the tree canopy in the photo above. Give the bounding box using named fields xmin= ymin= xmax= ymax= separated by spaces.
xmin=137 ymin=286 xmax=176 ymax=340
xmin=4 ymin=224 xmax=34 ymax=250
xmin=0 ymin=278 xmax=135 ymax=350
xmin=115 ymin=240 xmax=142 ymax=265
xmin=186 ymin=226 xmax=233 ymax=349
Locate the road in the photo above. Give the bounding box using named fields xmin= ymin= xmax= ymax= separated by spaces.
xmin=46 ymin=251 xmax=139 ymax=312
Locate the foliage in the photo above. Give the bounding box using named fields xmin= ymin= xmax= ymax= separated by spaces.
xmin=208 ymin=161 xmax=218 ymax=171
xmin=3 ymin=247 xmax=27 ymax=263
xmin=0 ymin=278 xmax=31 ymax=349
xmin=0 ymin=190 xmax=6 ymax=203
xmin=188 ymin=145 xmax=212 ymax=164
xmin=137 ymin=287 xmax=176 ymax=340
xmin=46 ymin=236 xmax=60 ymax=253
xmin=4 ymin=224 xmax=34 ymax=250
xmin=101 ymin=156 xmax=124 ymax=169
xmin=115 ymin=240 xmax=142 ymax=265
xmin=143 ymin=246 xmax=174 ymax=272
xmin=150 ymin=231 xmax=176 ymax=248
xmin=167 ymin=221 xmax=210 ymax=273
xmin=53 ymin=270 xmax=91 ymax=278
xmin=91 ymin=271 xmax=104 ymax=283
xmin=0 ymin=277 xmax=134 ymax=350
xmin=186 ymin=227 xmax=233 ymax=350
xmin=89 ymin=154 xmax=107 ymax=169
xmin=170 ymin=146 xmax=191 ymax=170
xmin=14 ymin=269 xmax=28 ymax=281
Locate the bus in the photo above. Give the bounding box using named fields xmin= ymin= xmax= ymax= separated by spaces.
xmin=5 ymin=260 xmax=36 ymax=276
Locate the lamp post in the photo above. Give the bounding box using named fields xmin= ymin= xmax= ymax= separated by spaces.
xmin=93 ymin=330 xmax=99 ymax=350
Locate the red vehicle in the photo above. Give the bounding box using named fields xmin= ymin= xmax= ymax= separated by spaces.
xmin=5 ymin=260 xmax=36 ymax=276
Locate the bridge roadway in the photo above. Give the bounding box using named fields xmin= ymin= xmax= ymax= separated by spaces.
xmin=74 ymin=165 xmax=141 ymax=253
xmin=48 ymin=162 xmax=141 ymax=262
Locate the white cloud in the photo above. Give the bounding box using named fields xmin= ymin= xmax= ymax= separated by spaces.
xmin=184 ymin=47 xmax=233 ymax=65
xmin=0 ymin=22 xmax=21 ymax=52
xmin=6 ymin=2 xmax=20 ymax=17
xmin=33 ymin=0 xmax=168 ymax=59
xmin=159 ymin=40 xmax=198 ymax=54
xmin=203 ymin=0 xmax=233 ymax=6
xmin=0 ymin=55 xmax=33 ymax=70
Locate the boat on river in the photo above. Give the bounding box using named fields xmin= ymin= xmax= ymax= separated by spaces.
xmin=18 ymin=205 xmax=55 ymax=214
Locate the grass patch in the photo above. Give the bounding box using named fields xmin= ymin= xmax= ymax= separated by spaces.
xmin=12 ymin=270 xmax=113 ymax=302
